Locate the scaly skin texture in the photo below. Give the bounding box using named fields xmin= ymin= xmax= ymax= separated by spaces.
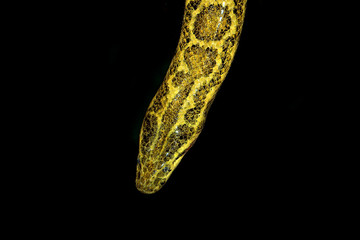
xmin=136 ymin=0 xmax=247 ymax=194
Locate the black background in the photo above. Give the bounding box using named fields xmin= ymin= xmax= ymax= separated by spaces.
xmin=36 ymin=0 xmax=343 ymax=231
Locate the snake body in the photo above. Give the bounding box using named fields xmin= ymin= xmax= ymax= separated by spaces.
xmin=136 ymin=0 xmax=247 ymax=194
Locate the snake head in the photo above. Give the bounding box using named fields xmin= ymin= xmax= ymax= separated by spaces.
xmin=135 ymin=136 xmax=196 ymax=194
xmin=135 ymin=155 xmax=176 ymax=194
xmin=136 ymin=113 xmax=199 ymax=194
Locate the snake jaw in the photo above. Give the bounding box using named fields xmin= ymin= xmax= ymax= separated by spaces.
xmin=135 ymin=155 xmax=172 ymax=194
xmin=136 ymin=138 xmax=197 ymax=194
xmin=135 ymin=174 xmax=159 ymax=194
xmin=135 ymin=168 xmax=169 ymax=194
xmin=136 ymin=150 xmax=190 ymax=194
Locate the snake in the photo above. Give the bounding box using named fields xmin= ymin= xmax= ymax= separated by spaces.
xmin=136 ymin=0 xmax=247 ymax=194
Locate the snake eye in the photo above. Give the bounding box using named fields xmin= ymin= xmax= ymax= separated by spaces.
xmin=137 ymin=157 xmax=140 ymax=164
xmin=163 ymin=166 xmax=171 ymax=173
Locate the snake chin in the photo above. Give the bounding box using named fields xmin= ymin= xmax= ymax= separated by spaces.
xmin=136 ymin=184 xmax=160 ymax=194
xmin=135 ymin=169 xmax=166 ymax=194
xmin=136 ymin=150 xmax=188 ymax=194
xmin=135 ymin=160 xmax=169 ymax=194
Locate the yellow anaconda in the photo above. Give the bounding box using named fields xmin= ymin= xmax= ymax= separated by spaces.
xmin=136 ymin=0 xmax=247 ymax=194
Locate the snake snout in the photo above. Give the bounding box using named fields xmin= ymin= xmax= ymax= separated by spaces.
xmin=135 ymin=153 xmax=183 ymax=194
xmin=135 ymin=174 xmax=163 ymax=194
xmin=135 ymin=160 xmax=165 ymax=194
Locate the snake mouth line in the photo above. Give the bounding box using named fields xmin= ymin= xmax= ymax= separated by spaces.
xmin=135 ymin=145 xmax=191 ymax=194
